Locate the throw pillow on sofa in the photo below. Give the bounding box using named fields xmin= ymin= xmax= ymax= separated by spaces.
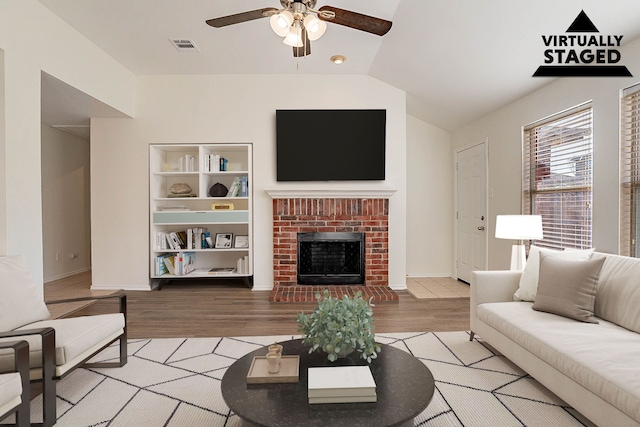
xmin=513 ymin=245 xmax=595 ymax=301
xmin=0 ymin=255 xmax=51 ymax=331
xmin=532 ymin=252 xmax=605 ymax=323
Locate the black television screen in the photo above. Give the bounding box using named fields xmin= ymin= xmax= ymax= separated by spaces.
xmin=276 ymin=109 xmax=386 ymax=181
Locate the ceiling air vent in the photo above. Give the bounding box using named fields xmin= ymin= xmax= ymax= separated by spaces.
xmin=170 ymin=39 xmax=199 ymax=52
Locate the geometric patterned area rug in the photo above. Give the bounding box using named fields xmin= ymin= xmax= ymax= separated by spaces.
xmin=12 ymin=331 xmax=596 ymax=427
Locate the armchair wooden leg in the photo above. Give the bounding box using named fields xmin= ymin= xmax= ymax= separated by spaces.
xmin=41 ymin=329 xmax=57 ymax=427
xmin=119 ymin=332 xmax=128 ymax=367
xmin=469 ymin=331 xmax=475 ymax=341
xmin=16 ymin=342 xmax=30 ymax=427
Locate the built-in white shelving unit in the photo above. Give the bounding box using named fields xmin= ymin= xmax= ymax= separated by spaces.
xmin=149 ymin=143 xmax=252 ymax=287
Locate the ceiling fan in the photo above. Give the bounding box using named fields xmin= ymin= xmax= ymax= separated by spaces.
xmin=205 ymin=0 xmax=392 ymax=58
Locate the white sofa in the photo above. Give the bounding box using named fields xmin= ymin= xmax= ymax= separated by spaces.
xmin=471 ymin=251 xmax=640 ymax=427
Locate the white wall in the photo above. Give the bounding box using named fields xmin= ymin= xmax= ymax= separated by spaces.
xmin=452 ymin=37 xmax=640 ymax=270
xmin=41 ymin=125 xmax=91 ymax=281
xmin=406 ymin=115 xmax=453 ymax=276
xmin=0 ymin=49 xmax=6 ymax=256
xmin=0 ymin=0 xmax=135 ymax=291
xmin=91 ymin=74 xmax=407 ymax=290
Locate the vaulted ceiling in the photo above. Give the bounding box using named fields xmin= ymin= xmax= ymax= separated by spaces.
xmin=39 ymin=0 xmax=640 ymax=132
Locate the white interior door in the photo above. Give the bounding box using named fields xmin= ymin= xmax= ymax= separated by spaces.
xmin=456 ymin=141 xmax=487 ymax=283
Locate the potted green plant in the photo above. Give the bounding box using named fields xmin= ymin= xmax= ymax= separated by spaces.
xmin=296 ymin=290 xmax=382 ymax=363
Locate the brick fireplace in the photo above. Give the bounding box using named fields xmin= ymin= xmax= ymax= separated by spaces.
xmin=269 ymin=196 xmax=398 ymax=303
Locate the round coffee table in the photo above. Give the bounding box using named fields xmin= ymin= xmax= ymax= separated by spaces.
xmin=221 ymin=339 xmax=435 ymax=427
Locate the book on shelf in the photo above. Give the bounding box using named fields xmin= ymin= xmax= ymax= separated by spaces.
xmin=202 ymin=154 xmax=221 ymax=172
xmin=194 ymin=228 xmax=201 ymax=249
xmin=179 ymin=155 xmax=197 ymax=172
xmin=157 ymin=229 xmax=217 ymax=251
xmin=236 ymin=255 xmax=249 ymax=274
xmin=208 ymin=267 xmax=236 ymax=274
xmin=176 ymin=231 xmax=187 ymax=248
xmin=307 ymin=366 xmax=376 ymax=398
xmin=187 ymin=228 xmax=193 ymax=249
xmin=155 ymin=232 xmax=166 ymax=250
xmin=174 ymin=251 xmax=196 ymax=276
xmin=226 ymin=177 xmax=241 ymax=197
xmin=308 ymin=394 xmax=377 ymax=404
xmin=169 ymin=232 xmax=182 ymax=250
xmin=155 ymin=253 xmax=173 ymax=276
xmin=159 ymin=205 xmax=189 ymax=211
xmin=163 ymin=256 xmax=175 ymax=274
xmin=240 ymin=176 xmax=248 ymax=197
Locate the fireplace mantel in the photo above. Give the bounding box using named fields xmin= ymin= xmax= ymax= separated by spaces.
xmin=265 ymin=188 xmax=397 ymax=199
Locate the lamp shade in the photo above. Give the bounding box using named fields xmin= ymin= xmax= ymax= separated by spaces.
xmin=270 ymin=11 xmax=293 ymax=37
xmin=303 ymin=14 xmax=327 ymax=41
xmin=283 ymin=23 xmax=304 ymax=47
xmin=495 ymin=215 xmax=543 ymax=240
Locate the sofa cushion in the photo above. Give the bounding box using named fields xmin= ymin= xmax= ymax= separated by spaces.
xmin=514 ymin=246 xmax=595 ymax=302
xmin=0 ymin=372 xmax=22 ymax=416
xmin=0 ymin=255 xmax=51 ymax=331
xmin=532 ymin=253 xmax=605 ymax=323
xmin=0 ymin=313 xmax=124 ymax=373
xmin=477 ymin=302 xmax=640 ymax=423
xmin=593 ymin=253 xmax=640 ymax=333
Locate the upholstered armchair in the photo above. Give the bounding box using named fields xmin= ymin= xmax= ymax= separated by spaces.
xmin=0 ymin=255 xmax=127 ymax=427
xmin=0 ymin=340 xmax=31 ymax=427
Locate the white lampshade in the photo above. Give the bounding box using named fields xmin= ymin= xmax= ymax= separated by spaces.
xmin=283 ymin=23 xmax=304 ymax=47
xmin=495 ymin=215 xmax=543 ymax=271
xmin=303 ymin=14 xmax=327 ymax=41
xmin=270 ymin=11 xmax=293 ymax=37
xmin=495 ymin=215 xmax=543 ymax=240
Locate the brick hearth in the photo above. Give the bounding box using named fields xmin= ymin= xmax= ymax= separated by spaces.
xmin=270 ymin=197 xmax=397 ymax=303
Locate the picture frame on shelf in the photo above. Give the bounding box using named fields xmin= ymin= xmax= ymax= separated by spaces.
xmin=215 ymin=233 xmax=233 ymax=249
xmin=234 ymin=235 xmax=249 ymax=248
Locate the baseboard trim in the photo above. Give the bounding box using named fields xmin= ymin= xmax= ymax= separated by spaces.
xmin=91 ymin=284 xmax=153 ymax=291
xmin=44 ymin=267 xmax=91 ymax=283
xmin=406 ymin=273 xmax=453 ymax=278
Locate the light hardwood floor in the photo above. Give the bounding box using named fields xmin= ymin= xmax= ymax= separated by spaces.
xmin=45 ymin=271 xmax=470 ymax=339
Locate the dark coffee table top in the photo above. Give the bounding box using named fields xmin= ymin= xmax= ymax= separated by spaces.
xmin=221 ymin=338 xmax=435 ymax=427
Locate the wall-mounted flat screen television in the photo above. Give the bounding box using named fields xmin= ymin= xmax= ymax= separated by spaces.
xmin=276 ymin=109 xmax=386 ymax=181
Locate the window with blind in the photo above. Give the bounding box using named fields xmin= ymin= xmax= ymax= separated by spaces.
xmin=620 ymin=84 xmax=640 ymax=257
xmin=522 ymin=103 xmax=593 ymax=250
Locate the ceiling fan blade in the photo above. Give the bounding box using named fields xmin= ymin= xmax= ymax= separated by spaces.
xmin=205 ymin=8 xmax=277 ymax=28
xmin=318 ymin=6 xmax=392 ymax=36
xmin=293 ymin=28 xmax=311 ymax=58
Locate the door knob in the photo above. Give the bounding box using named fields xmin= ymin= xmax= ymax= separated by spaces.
xmin=477 ymin=226 xmax=485 ymax=231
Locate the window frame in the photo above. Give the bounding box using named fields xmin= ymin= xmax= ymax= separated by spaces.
xmin=620 ymin=83 xmax=640 ymax=257
xmin=522 ymin=102 xmax=594 ymax=251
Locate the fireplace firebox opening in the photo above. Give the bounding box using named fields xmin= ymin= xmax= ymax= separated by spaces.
xmin=297 ymin=232 xmax=365 ymax=285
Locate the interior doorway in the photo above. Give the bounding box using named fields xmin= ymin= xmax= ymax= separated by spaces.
xmin=455 ymin=139 xmax=488 ymax=283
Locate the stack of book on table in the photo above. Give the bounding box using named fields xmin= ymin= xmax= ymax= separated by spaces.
xmin=307 ymin=366 xmax=376 ymax=404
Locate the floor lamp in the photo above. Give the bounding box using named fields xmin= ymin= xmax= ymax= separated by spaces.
xmin=495 ymin=215 xmax=543 ymax=270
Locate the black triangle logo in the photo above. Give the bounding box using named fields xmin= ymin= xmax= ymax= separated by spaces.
xmin=566 ymin=10 xmax=599 ymax=33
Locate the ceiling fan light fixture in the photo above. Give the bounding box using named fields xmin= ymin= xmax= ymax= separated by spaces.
xmin=270 ymin=10 xmax=293 ymax=37
xmin=283 ymin=22 xmax=304 ymax=47
xmin=303 ymin=14 xmax=326 ymax=41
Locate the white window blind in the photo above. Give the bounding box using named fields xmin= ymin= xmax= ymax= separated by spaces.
xmin=522 ymin=104 xmax=593 ymax=250
xmin=620 ymin=83 xmax=640 ymax=257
